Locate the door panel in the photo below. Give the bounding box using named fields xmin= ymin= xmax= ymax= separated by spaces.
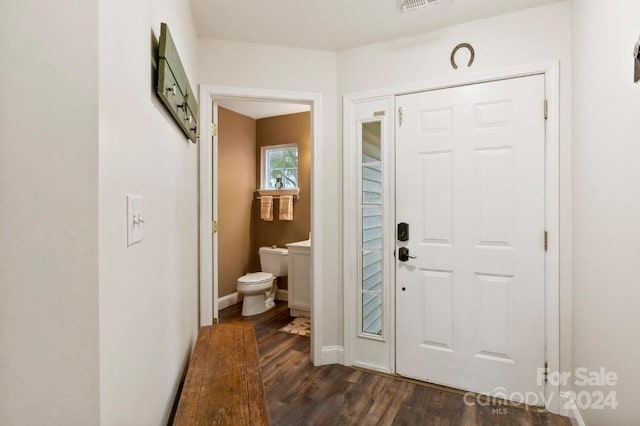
xmin=395 ymin=75 xmax=546 ymax=400
xmin=419 ymin=269 xmax=454 ymax=351
xmin=421 ymin=152 xmax=453 ymax=245
xmin=475 ymin=147 xmax=513 ymax=248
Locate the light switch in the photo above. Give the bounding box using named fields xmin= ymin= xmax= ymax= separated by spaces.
xmin=127 ymin=194 xmax=144 ymax=246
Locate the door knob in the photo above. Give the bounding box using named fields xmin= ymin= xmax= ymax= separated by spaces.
xmin=398 ymin=247 xmax=417 ymax=262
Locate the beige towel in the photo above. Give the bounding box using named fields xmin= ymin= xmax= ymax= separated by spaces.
xmin=279 ymin=195 xmax=294 ymax=221
xmin=260 ymin=196 xmax=273 ymax=221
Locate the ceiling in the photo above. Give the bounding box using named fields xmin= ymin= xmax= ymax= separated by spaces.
xmin=217 ymin=100 xmax=311 ymax=120
xmin=190 ymin=0 xmax=561 ymax=51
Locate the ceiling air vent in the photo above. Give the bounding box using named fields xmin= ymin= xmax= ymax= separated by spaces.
xmin=399 ymin=0 xmax=448 ymax=12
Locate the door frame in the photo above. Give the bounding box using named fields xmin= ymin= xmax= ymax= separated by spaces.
xmin=198 ymin=84 xmax=323 ymax=364
xmin=344 ymin=97 xmax=396 ymax=374
xmin=343 ymin=61 xmax=562 ymax=413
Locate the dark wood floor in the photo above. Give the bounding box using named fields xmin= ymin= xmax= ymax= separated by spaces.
xmin=220 ymin=302 xmax=570 ymax=426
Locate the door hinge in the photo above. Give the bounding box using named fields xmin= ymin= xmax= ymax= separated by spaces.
xmin=212 ymin=221 xmax=218 ymax=234
xmin=544 ymin=99 xmax=549 ymax=120
xmin=211 ymin=123 xmax=218 ymax=136
xmin=544 ymin=231 xmax=548 ymax=251
xmin=398 ymin=107 xmax=403 ymax=127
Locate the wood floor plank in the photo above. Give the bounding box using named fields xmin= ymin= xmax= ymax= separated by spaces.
xmin=367 ymin=380 xmax=415 ymax=425
xmin=174 ymin=324 xmax=269 ymax=426
xmin=242 ymin=326 xmax=271 ymax=426
xmin=174 ymin=327 xmax=212 ymax=425
xmin=220 ymin=302 xmax=571 ymax=426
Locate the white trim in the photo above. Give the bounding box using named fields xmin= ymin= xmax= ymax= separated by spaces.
xmin=344 ymin=97 xmax=396 ymax=372
xmin=543 ymin=61 xmax=562 ymax=415
xmin=560 ymin=392 xmax=587 ymax=426
xmin=343 ymin=95 xmax=355 ymax=367
xmin=320 ymin=346 xmax=345 ymax=365
xmin=276 ymin=288 xmax=288 ymax=301
xmin=342 ymin=60 xmax=563 ymax=414
xmin=352 ymin=360 xmax=392 ymax=375
xmin=218 ymin=289 xmax=287 ymax=310
xmin=218 ymin=292 xmax=241 ymax=310
xmin=212 ymin=103 xmax=220 ymax=321
xmin=198 ymin=84 xmax=323 ymax=366
xmin=198 ymin=92 xmax=214 ymax=326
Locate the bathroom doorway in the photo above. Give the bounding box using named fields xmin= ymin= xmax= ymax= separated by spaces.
xmin=216 ymin=100 xmax=311 ymax=316
xmin=198 ymin=86 xmax=322 ymax=364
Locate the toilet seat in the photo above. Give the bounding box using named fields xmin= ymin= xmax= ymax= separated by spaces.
xmin=238 ymin=272 xmax=273 ymax=285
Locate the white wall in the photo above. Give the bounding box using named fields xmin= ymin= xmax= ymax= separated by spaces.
xmin=98 ymin=0 xmax=200 ymax=424
xmin=338 ymin=0 xmax=573 ymax=407
xmin=0 ymin=0 xmax=100 ymax=424
xmin=572 ymin=1 xmax=640 ymax=424
xmin=197 ymin=40 xmax=341 ymax=353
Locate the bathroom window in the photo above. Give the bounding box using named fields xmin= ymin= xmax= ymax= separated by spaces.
xmin=261 ymin=144 xmax=299 ymax=189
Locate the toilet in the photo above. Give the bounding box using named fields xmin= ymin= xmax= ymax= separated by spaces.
xmin=237 ymin=246 xmax=288 ymax=316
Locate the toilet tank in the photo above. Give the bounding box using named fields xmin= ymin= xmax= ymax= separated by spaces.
xmin=259 ymin=246 xmax=288 ymax=277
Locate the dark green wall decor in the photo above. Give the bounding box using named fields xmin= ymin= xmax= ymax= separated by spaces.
xmin=156 ymin=23 xmax=198 ymax=143
xmin=634 ymin=35 xmax=640 ymax=83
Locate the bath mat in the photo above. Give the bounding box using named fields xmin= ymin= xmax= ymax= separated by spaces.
xmin=279 ymin=317 xmax=311 ymax=337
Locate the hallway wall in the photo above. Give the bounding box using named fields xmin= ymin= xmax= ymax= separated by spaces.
xmin=0 ymin=1 xmax=100 ymax=424
xmin=572 ymin=1 xmax=640 ymax=424
xmin=98 ymin=0 xmax=200 ymax=424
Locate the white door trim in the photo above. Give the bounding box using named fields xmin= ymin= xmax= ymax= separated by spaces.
xmin=343 ymin=60 xmax=562 ymax=413
xmin=212 ymin=101 xmax=219 ymax=320
xmin=343 ymin=97 xmax=396 ymax=374
xmin=198 ymin=85 xmax=323 ymax=365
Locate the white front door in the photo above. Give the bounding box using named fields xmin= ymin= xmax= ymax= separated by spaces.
xmin=395 ymin=75 xmax=546 ymax=400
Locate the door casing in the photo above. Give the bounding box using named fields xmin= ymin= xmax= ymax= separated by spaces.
xmin=198 ymin=85 xmax=324 ymax=365
xmin=343 ymin=61 xmax=563 ymax=414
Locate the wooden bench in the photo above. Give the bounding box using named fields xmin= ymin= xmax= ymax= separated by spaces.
xmin=174 ymin=323 xmax=270 ymax=425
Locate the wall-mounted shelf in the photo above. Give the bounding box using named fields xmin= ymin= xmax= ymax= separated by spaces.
xmin=256 ymin=188 xmax=300 ymax=200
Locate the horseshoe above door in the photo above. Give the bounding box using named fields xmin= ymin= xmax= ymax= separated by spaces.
xmin=451 ymin=43 xmax=475 ymax=69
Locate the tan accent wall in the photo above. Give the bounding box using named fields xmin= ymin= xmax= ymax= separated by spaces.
xmin=252 ymin=112 xmax=311 ymax=289
xmin=218 ymin=107 xmax=256 ymax=297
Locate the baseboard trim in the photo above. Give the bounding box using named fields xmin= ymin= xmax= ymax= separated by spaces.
xmin=351 ymin=360 xmax=392 ymax=375
xmin=276 ymin=289 xmax=288 ymax=301
xmin=219 ymin=289 xmax=287 ymax=309
xmin=319 ymin=346 xmax=344 ymax=365
xmin=218 ymin=292 xmax=241 ymax=310
xmin=560 ymin=392 xmax=586 ymax=426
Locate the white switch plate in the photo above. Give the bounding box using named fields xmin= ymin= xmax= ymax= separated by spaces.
xmin=127 ymin=194 xmax=143 ymax=246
